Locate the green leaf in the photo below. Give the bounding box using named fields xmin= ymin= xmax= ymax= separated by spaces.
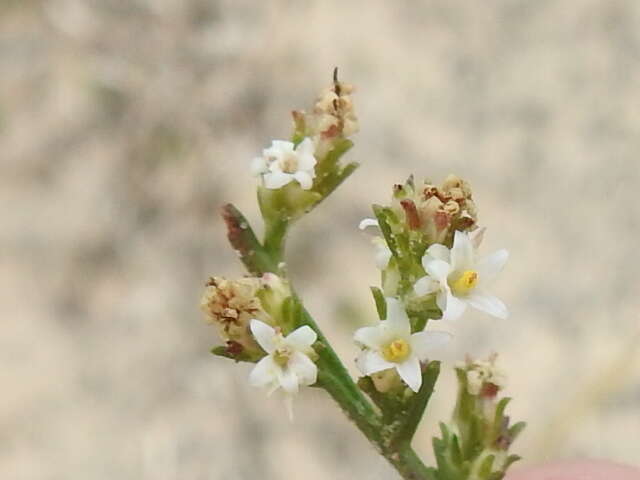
xmin=478 ymin=454 xmax=496 ymax=478
xmin=504 ymin=454 xmax=522 ymax=469
xmin=220 ymin=203 xmax=276 ymax=274
xmin=372 ymin=205 xmax=399 ymax=256
xmin=210 ymin=345 xmax=258 ymax=363
xmin=370 ymin=286 xmax=387 ymax=319
xmin=507 ymin=421 xmax=526 ymax=442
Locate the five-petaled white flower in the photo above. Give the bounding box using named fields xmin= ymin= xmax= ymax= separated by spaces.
xmin=249 ymin=319 xmax=318 ymax=419
xmin=413 ymin=230 xmax=508 ymax=321
xmin=251 ymin=138 xmax=317 ymax=190
xmin=354 ymin=298 xmax=451 ymax=392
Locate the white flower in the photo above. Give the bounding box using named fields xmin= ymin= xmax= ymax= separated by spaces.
xmin=248 ymin=320 xmax=318 ymax=419
xmin=354 ymin=298 xmax=451 ymax=392
xmin=414 ymin=230 xmax=508 ymax=321
xmin=358 ymin=218 xmax=392 ymax=269
xmin=251 ymin=138 xmax=317 ymax=190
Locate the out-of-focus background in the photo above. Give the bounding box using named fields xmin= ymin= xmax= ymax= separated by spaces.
xmin=2 ymin=1 xmax=639 ymax=478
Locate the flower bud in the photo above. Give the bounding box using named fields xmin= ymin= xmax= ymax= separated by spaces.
xmin=292 ymin=70 xmax=359 ymax=159
xmin=390 ymin=175 xmax=478 ymax=247
xmin=370 ymin=368 xmax=404 ymax=393
xmin=460 ymin=353 xmax=507 ymax=397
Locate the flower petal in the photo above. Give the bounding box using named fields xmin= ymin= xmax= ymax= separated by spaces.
xmin=293 ymin=171 xmax=313 ymax=190
xmin=263 ymin=171 xmax=293 ymax=189
xmin=250 ymin=157 xmax=268 ymax=175
xmin=384 ymin=297 xmax=411 ymax=337
xmin=441 ymin=292 xmax=468 ymax=321
xmin=288 ymin=351 xmax=317 ymax=387
xmin=285 ymin=325 xmax=317 ymax=351
xmin=295 ymin=137 xmax=315 ymax=156
xmin=467 ymin=292 xmax=508 ymax=319
xmin=265 ymin=140 xmax=294 ymax=156
xmin=359 ymin=218 xmax=379 ymax=230
xmin=426 ymin=244 xmax=450 ymax=263
xmin=249 ymin=356 xmax=277 ymax=387
xmin=410 ymin=331 xmax=452 ymax=360
xmin=469 ymin=227 xmax=486 ymax=250
xmin=414 ymin=276 xmax=440 ymax=297
xmin=250 ymin=319 xmax=277 ymax=353
xmin=354 ymin=325 xmax=386 ymax=350
xmin=436 ymin=291 xmax=447 ymax=312
xmin=425 ymin=259 xmax=451 ymax=282
xmin=356 ymin=350 xmax=394 ymax=376
xmin=278 ymin=366 xmax=299 ymax=394
xmin=296 ymin=153 xmax=317 ymax=173
xmin=374 ymin=245 xmax=392 ymax=269
xmin=476 ymin=249 xmax=508 ymax=284
xmin=450 ymin=230 xmax=474 ymax=271
xmin=396 ymin=358 xmax=422 ymax=392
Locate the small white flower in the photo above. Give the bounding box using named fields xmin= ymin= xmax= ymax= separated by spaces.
xmin=251 ymin=138 xmax=317 ymax=190
xmin=354 ymin=298 xmax=451 ymax=392
xmin=248 ymin=320 xmax=318 ymax=419
xmin=414 ymin=230 xmax=508 ymax=321
xmin=358 ymin=218 xmax=392 ymax=269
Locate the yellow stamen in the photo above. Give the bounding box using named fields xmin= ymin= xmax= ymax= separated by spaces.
xmin=451 ymin=270 xmax=478 ymax=295
xmin=382 ymin=339 xmax=411 ymax=363
xmin=273 ymin=347 xmax=292 ymax=367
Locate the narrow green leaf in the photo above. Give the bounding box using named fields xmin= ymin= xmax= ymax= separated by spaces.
xmin=221 ymin=203 xmax=276 ymax=274
xmin=507 ymin=421 xmax=526 ymax=442
xmin=370 ymin=286 xmax=387 ymax=319
xmin=478 ymin=454 xmax=496 ymax=478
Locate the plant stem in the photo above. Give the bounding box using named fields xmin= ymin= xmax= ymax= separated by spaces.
xmin=300 ymin=301 xmax=434 ymax=480
xmin=225 ymin=213 xmax=436 ymax=479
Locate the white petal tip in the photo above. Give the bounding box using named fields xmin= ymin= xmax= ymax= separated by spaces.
xmin=359 ymin=218 xmax=379 ymax=230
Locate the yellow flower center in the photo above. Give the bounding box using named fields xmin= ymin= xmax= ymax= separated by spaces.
xmin=450 ymin=270 xmax=478 ymax=295
xmin=382 ymin=339 xmax=411 ymax=363
xmin=272 ymin=347 xmax=292 ymax=367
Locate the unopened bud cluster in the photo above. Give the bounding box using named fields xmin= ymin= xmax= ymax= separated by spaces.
xmin=201 ymin=276 xmax=271 ymax=360
xmin=293 ymin=73 xmax=359 ymax=158
xmin=391 ymin=174 xmax=477 ymax=247
xmin=431 ymin=354 xmax=524 ymax=479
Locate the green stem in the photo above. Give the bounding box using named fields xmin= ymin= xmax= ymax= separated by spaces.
xmin=393 ymin=362 xmax=441 ymax=446
xmin=263 ymin=216 xmax=289 ymax=268
xmin=226 ymin=213 xmax=435 ymax=480
xmin=389 ymin=447 xmax=438 ymax=480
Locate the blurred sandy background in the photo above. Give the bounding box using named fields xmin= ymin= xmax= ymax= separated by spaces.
xmin=2 ymin=1 xmax=640 ymax=478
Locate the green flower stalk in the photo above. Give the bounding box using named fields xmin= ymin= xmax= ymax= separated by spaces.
xmin=199 ymin=71 xmax=524 ymax=480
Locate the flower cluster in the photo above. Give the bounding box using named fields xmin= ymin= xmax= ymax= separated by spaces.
xmin=292 ymin=70 xmax=359 ymax=158
xmin=431 ymin=354 xmax=524 ymax=479
xmin=200 ymin=276 xmax=271 ymax=360
xmin=392 ymin=174 xmax=477 ymax=245
xmin=201 ymin=274 xmax=319 ymax=413
xmin=202 ymin=73 xmax=524 ymax=479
